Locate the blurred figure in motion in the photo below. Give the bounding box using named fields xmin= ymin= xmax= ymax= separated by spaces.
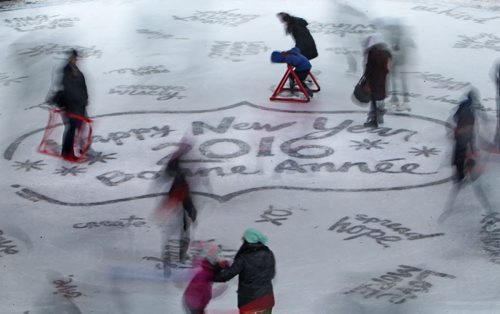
xmin=490 ymin=59 xmax=500 ymax=148
xmin=183 ymin=243 xmax=228 ymax=314
xmin=214 ymin=228 xmax=276 ymax=314
xmin=375 ymin=18 xmax=416 ymax=112
xmin=271 ymin=47 xmax=313 ymax=97
xmin=277 ymin=12 xmax=318 ymax=61
xmin=362 ymin=34 xmax=392 ymax=128
xmin=439 ymin=88 xmax=495 ymax=223
xmin=154 ymin=143 xmax=197 ymax=277
xmin=50 ymin=49 xmax=89 ymax=161
xmin=333 ymin=1 xmax=371 ymax=74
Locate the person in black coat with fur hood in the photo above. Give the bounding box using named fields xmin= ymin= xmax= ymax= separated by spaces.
xmin=59 ymin=49 xmax=89 ymax=160
xmin=277 ymin=12 xmax=318 ymax=60
xmin=362 ymin=34 xmax=392 ymax=128
xmin=214 ymin=228 xmax=276 ymax=314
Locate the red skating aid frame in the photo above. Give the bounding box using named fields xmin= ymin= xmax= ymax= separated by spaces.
xmin=38 ymin=108 xmax=93 ymax=163
xmin=270 ymin=64 xmax=321 ymax=103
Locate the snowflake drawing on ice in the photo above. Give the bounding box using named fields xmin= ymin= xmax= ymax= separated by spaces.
xmin=350 ymin=139 xmax=388 ymax=150
xmin=409 ymin=146 xmax=440 ymax=157
xmin=83 ymin=152 xmax=117 ymax=165
xmin=12 ymin=160 xmax=46 ymax=171
xmin=54 ymin=166 xmax=87 ymax=176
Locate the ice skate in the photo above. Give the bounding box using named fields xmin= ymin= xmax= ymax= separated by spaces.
xmin=389 ymin=95 xmax=399 ymax=105
xmin=377 ymin=108 xmax=387 ymax=124
xmin=395 ymin=102 xmax=411 ymax=112
xmin=363 ymin=119 xmax=378 ymax=128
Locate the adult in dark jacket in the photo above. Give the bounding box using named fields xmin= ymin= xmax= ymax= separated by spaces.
xmin=363 ymin=34 xmax=392 ymax=128
xmin=452 ymin=92 xmax=477 ymax=182
xmin=60 ymin=49 xmax=88 ymax=160
xmin=214 ymin=228 xmax=276 ymax=314
xmin=163 ymin=155 xmax=197 ymax=266
xmin=277 ymin=12 xmax=318 ymax=60
xmin=439 ymin=89 xmax=494 ymax=223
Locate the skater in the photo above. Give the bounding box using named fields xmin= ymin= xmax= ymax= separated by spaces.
xmin=439 ymin=88 xmax=495 ymax=223
xmin=57 ymin=49 xmax=89 ymax=161
xmin=214 ymin=228 xmax=276 ymax=314
xmin=277 ymin=12 xmax=318 ymax=60
xmin=271 ymin=47 xmax=313 ymax=97
xmin=377 ymin=19 xmax=415 ymax=111
xmin=183 ymin=244 xmax=227 ymax=314
xmin=155 ymin=144 xmax=197 ymax=277
xmin=362 ymin=34 xmax=392 ymax=128
xmin=490 ymin=60 xmax=500 ymax=148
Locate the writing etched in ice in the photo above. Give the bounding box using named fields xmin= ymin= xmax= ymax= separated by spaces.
xmin=0 ymin=72 xmax=28 ymax=86
xmin=106 ymin=65 xmax=169 ymax=76
xmin=454 ymin=33 xmax=500 ymax=52
xmin=255 ymin=205 xmax=307 ymax=226
xmin=73 ymin=215 xmax=147 ymax=229
xmin=108 ymin=85 xmax=186 ymax=101
xmin=345 ymin=265 xmax=456 ymax=304
xmin=0 ymin=230 xmax=19 ymax=257
xmin=5 ymin=14 xmax=79 ymax=31
xmin=480 ymin=213 xmax=500 ymax=265
xmin=308 ymin=22 xmax=376 ymax=37
xmin=136 ymin=29 xmax=173 ymax=39
xmin=18 ymin=44 xmax=102 ymax=59
xmin=209 ymin=41 xmax=268 ymax=62
xmin=406 ymin=71 xmax=470 ymax=91
xmin=325 ymin=47 xmax=362 ymax=55
xmin=411 ymin=5 xmax=500 ymax=24
xmin=52 ymin=275 xmax=82 ymax=299
xmin=328 ymin=214 xmax=444 ymax=248
xmin=173 ymin=9 xmax=258 ymax=27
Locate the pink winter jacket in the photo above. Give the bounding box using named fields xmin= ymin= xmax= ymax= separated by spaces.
xmin=183 ymin=260 xmax=215 ymax=310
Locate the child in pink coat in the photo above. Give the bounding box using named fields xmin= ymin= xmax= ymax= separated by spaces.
xmin=183 ymin=244 xmax=227 ymax=314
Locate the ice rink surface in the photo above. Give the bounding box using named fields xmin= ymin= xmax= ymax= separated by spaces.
xmin=1 ymin=0 xmax=499 ymax=313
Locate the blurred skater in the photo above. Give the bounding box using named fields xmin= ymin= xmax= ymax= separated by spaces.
xmin=490 ymin=60 xmax=500 ymax=148
xmin=183 ymin=244 xmax=228 ymax=314
xmin=214 ymin=228 xmax=276 ymax=314
xmin=376 ymin=18 xmax=416 ymax=112
xmin=439 ymin=88 xmax=495 ymax=223
xmin=271 ymin=47 xmax=313 ymax=97
xmin=333 ymin=2 xmax=370 ymax=74
xmin=277 ymin=12 xmax=318 ymax=60
xmin=50 ymin=49 xmax=89 ymax=161
xmin=155 ymin=144 xmax=197 ymax=277
xmin=362 ymin=34 xmax=392 ymax=128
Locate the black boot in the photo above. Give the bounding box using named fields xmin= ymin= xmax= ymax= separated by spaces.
xmin=364 ymin=119 xmax=378 ymax=128
xmin=289 ymin=77 xmax=296 ymax=92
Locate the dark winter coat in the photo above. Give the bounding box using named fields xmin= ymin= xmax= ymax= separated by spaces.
xmin=364 ymin=43 xmax=392 ymax=101
xmin=214 ymin=241 xmax=276 ymax=309
xmin=62 ymin=63 xmax=88 ymax=116
xmin=271 ymin=47 xmax=311 ymax=72
xmin=452 ymin=98 xmax=476 ymax=170
xmin=166 ymin=173 xmax=197 ymax=229
xmin=183 ymin=259 xmax=216 ymax=310
xmin=285 ymin=16 xmax=318 ymax=60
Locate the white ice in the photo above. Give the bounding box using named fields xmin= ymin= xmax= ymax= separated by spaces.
xmin=1 ymin=0 xmax=499 ymax=313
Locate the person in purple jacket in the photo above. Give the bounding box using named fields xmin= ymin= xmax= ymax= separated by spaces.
xmin=271 ymin=47 xmax=313 ymax=97
xmin=183 ymin=244 xmax=227 ymax=314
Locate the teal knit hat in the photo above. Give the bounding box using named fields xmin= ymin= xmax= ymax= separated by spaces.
xmin=243 ymin=228 xmax=268 ymax=245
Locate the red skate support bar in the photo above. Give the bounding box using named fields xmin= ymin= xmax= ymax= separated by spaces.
xmin=270 ymin=64 xmax=320 ymax=103
xmin=38 ymin=108 xmax=93 ymax=163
